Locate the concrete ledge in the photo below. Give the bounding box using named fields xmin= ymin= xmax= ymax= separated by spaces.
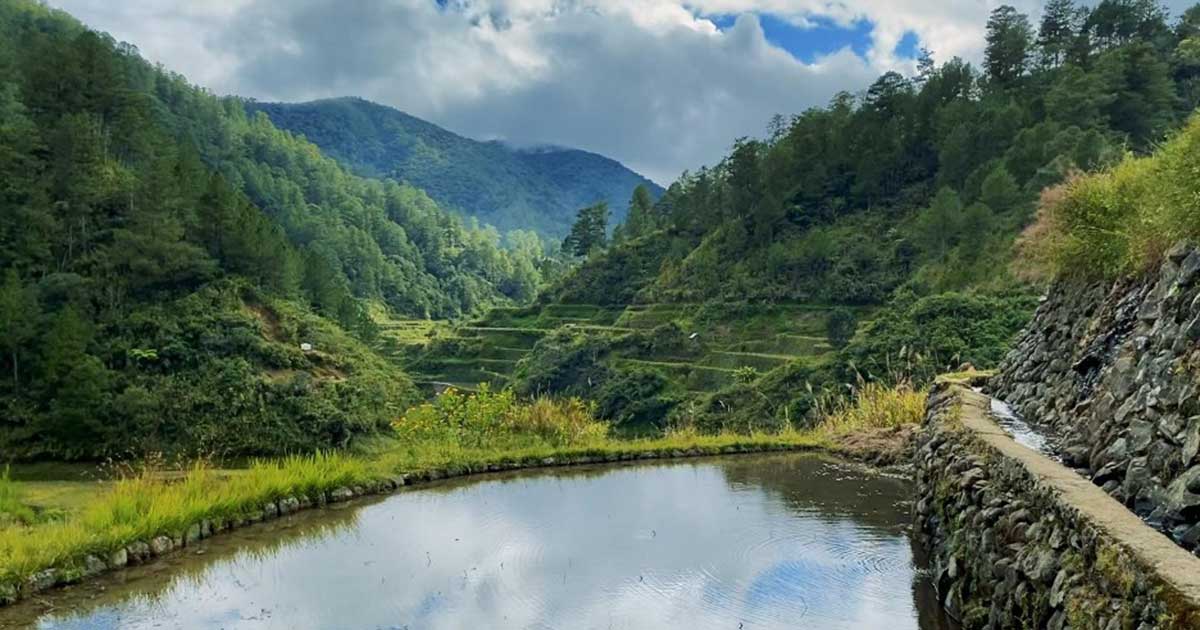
xmin=916 ymin=382 xmax=1200 ymax=629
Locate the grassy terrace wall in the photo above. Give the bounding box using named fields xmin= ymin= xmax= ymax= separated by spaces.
xmin=915 ymin=382 xmax=1200 ymax=629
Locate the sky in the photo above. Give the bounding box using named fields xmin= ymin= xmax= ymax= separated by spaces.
xmin=48 ymin=0 xmax=1196 ymax=185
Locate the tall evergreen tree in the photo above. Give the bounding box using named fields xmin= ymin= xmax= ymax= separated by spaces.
xmin=1038 ymin=0 xmax=1078 ymax=67
xmin=563 ymin=202 xmax=610 ymax=257
xmin=985 ymin=6 xmax=1034 ymax=86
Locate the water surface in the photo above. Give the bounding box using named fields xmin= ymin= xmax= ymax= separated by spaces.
xmin=2 ymin=454 xmax=955 ymax=629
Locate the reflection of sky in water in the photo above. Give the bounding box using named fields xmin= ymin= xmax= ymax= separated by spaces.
xmin=35 ymin=457 xmax=933 ymax=630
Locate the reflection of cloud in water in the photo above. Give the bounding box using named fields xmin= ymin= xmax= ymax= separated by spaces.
xmin=33 ymin=456 xmax=944 ymax=630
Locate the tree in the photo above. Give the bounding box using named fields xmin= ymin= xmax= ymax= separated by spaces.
xmin=562 ymin=202 xmax=609 ymax=257
xmin=0 ymin=270 xmax=38 ymax=390
xmin=39 ymin=306 xmax=93 ymax=388
xmin=914 ymin=188 xmax=965 ymax=261
xmin=959 ymin=202 xmax=995 ymax=260
xmin=915 ymin=48 xmax=936 ymax=85
xmin=617 ymin=185 xmax=656 ymax=243
xmin=826 ymin=308 xmax=858 ymax=348
xmin=1038 ymin=0 xmax=1078 ymax=67
xmin=979 ymin=166 xmax=1023 ymax=215
xmin=985 ymin=6 xmax=1033 ymax=86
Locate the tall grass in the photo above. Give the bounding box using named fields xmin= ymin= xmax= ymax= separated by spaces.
xmin=2 ymin=384 xmax=927 ymax=594
xmin=0 ymin=467 xmax=36 ymax=526
xmin=1021 ymin=115 xmax=1200 ymax=279
xmin=812 ymin=379 xmax=927 ymax=437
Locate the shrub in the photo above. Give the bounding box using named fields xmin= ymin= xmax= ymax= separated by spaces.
xmin=813 ymin=379 xmax=926 ymax=436
xmin=392 ymin=386 xmax=607 ymax=449
xmin=1021 ymin=115 xmax=1200 ymax=279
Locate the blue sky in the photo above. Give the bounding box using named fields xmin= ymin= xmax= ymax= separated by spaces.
xmin=708 ymin=13 xmax=882 ymax=63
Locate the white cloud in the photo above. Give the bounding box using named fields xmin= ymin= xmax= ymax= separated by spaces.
xmin=45 ymin=1 xmax=1194 ymax=185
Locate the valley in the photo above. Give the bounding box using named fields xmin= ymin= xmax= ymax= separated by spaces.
xmin=5 ymin=0 xmax=1200 ymax=627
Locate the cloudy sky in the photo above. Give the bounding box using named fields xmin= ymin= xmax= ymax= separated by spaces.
xmin=49 ymin=0 xmax=1194 ymax=184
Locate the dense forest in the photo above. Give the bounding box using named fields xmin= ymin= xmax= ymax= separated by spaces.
xmin=0 ymin=0 xmax=557 ymax=459
xmin=529 ymin=0 xmax=1200 ymax=431
xmin=5 ymin=0 xmax=1200 ymax=459
xmin=245 ymin=98 xmax=663 ymax=238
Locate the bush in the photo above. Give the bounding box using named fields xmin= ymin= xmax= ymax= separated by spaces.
xmin=1022 ymin=115 xmax=1200 ymax=279
xmin=392 ymin=386 xmax=607 ymax=449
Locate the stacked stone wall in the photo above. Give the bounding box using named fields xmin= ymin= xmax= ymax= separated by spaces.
xmin=915 ymin=383 xmax=1200 ymax=629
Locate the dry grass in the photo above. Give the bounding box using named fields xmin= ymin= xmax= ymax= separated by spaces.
xmin=813 ymin=380 xmax=927 ymax=437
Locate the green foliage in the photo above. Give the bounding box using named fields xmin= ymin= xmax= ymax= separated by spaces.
xmin=839 ymin=290 xmax=1037 ymax=383
xmin=562 ymin=0 xmax=1188 ymax=311
xmin=245 ymin=98 xmax=662 ymax=239
xmin=826 ymin=308 xmax=858 ymax=348
xmin=562 ymin=202 xmax=610 ymax=257
xmin=985 ymin=6 xmax=1034 ymax=86
xmin=0 ymin=1 xmax=577 ymax=458
xmin=1025 ymin=114 xmax=1200 ymax=278
xmin=593 ymin=368 xmax=681 ymax=432
xmin=392 ymin=386 xmax=607 ymax=449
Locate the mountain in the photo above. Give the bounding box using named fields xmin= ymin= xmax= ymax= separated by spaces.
xmin=245 ymin=97 xmax=664 ymax=238
xmin=0 ymin=0 xmax=549 ymax=459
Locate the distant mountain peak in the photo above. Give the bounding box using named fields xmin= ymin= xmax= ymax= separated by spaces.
xmin=246 ymin=98 xmax=663 ymax=238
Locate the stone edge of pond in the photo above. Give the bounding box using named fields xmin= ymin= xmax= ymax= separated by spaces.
xmin=1 ymin=440 xmax=852 ymax=609
xmin=915 ymin=382 xmax=1200 ymax=629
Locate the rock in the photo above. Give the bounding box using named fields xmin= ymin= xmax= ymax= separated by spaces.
xmin=0 ymin=581 xmax=16 ymax=605
xmin=1129 ymin=420 xmax=1155 ymax=453
xmin=1049 ymin=569 xmax=1070 ymax=608
xmin=1180 ymin=250 xmax=1200 ymax=285
xmin=1166 ymin=466 xmax=1200 ymax=519
xmin=329 ymin=486 xmax=354 ymax=502
xmin=278 ymin=496 xmax=300 ymax=515
xmin=108 ymin=547 xmax=128 ymax=569
xmin=82 ymin=555 xmax=107 ymax=577
xmin=262 ymin=502 xmax=280 ymax=519
xmin=25 ymin=568 xmax=58 ymax=593
xmin=149 ymin=535 xmax=173 ymax=556
xmin=185 ymin=522 xmax=202 ymax=544
xmin=126 ymin=541 xmax=151 ymax=564
xmin=1184 ymin=417 xmax=1200 ymax=466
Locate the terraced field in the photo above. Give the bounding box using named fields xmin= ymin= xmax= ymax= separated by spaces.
xmin=380 ymin=303 xmax=866 ymax=395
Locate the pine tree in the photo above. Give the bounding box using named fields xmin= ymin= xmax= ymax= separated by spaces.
xmin=1038 ymin=0 xmax=1077 ymax=67
xmin=985 ymin=6 xmax=1033 ymax=86
xmin=562 ymin=202 xmax=609 ymax=257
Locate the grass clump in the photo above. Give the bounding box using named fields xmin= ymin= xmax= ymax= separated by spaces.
xmin=1022 ymin=114 xmax=1200 ymax=280
xmin=813 ymin=380 xmax=927 ymax=437
xmin=392 ymin=386 xmax=608 ymax=449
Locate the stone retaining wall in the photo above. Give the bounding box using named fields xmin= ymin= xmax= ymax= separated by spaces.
xmin=915 ymin=382 xmax=1200 ymax=629
xmin=991 ymin=243 xmax=1200 ymax=548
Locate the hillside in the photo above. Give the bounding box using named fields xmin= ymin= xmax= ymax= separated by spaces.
xmin=452 ymin=1 xmax=1200 ymax=433
xmin=245 ymin=97 xmax=664 ymax=237
xmin=0 ymin=1 xmax=550 ymax=459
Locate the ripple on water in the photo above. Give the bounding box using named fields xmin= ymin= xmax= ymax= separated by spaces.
xmin=9 ymin=455 xmax=955 ymax=630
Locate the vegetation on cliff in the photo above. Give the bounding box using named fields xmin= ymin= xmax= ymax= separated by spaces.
xmin=1025 ymin=114 xmax=1200 ymax=279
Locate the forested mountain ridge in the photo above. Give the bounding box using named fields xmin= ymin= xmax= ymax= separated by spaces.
xmin=245 ymin=97 xmax=664 ymax=238
xmin=0 ymin=0 xmax=549 ymax=459
xmin=522 ymin=0 xmax=1200 ymax=432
